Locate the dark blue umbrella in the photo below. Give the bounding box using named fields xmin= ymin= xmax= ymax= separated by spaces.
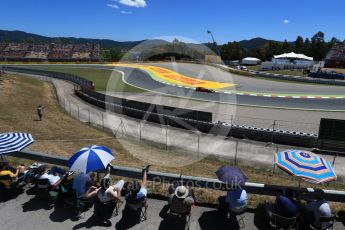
xmin=216 ymin=166 xmax=247 ymax=187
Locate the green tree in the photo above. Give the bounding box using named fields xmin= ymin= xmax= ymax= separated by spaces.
xmin=109 ymin=47 xmax=122 ymax=61
xmin=302 ymin=38 xmax=311 ymax=56
xmin=294 ymin=36 xmax=304 ymax=53
xmin=281 ymin=40 xmax=292 ymax=53
xmin=310 ymin=31 xmax=326 ymax=60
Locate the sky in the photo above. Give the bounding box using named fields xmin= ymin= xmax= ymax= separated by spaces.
xmin=0 ymin=0 xmax=344 ymax=44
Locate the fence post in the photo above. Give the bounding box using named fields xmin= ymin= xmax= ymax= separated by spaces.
xmin=139 ymin=121 xmax=142 ymax=142
xmin=77 ymin=105 xmax=80 ymax=119
xmin=63 ymin=98 xmax=66 ymax=111
xmin=197 ymin=132 xmax=200 ymax=154
xmin=101 ymin=113 xmax=104 ymax=130
xmin=88 ymin=109 xmax=91 ymax=123
xmin=165 ymin=122 xmax=168 ymax=151
xmin=234 ymin=140 xmax=238 ymax=166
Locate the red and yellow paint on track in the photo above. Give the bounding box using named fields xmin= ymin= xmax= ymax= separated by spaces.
xmin=107 ymin=63 xmax=235 ymax=90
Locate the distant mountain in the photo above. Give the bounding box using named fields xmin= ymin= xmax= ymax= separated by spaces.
xmin=238 ymin=37 xmax=272 ymax=50
xmin=0 ymin=29 xmax=142 ymax=50
xmin=0 ymin=29 xmax=284 ymax=52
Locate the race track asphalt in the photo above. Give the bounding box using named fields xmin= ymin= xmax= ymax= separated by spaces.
xmin=113 ymin=65 xmax=345 ymax=111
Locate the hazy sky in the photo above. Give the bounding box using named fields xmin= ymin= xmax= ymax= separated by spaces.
xmin=0 ymin=0 xmax=344 ymax=44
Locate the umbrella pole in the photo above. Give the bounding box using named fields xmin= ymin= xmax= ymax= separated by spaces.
xmin=272 ymin=163 xmax=276 ymax=175
xmin=298 ymin=178 xmax=302 ymax=190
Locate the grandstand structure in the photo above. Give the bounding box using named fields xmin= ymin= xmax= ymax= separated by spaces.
xmin=325 ymin=42 xmax=345 ymax=68
xmin=0 ymin=43 xmax=100 ymax=61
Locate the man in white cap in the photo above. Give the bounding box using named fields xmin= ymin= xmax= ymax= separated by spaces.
xmin=169 ymin=185 xmax=195 ymax=214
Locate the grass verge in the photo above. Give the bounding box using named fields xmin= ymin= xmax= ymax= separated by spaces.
xmin=1 ymin=73 xmax=345 ymax=212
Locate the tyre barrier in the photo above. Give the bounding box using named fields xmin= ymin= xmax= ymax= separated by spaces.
xmin=5 ymin=66 xmax=318 ymax=148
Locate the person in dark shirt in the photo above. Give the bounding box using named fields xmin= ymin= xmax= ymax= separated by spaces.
xmin=276 ymin=188 xmax=300 ymax=217
xmin=37 ymin=105 xmax=45 ymax=121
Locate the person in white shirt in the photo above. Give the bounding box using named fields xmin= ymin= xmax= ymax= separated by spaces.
xmin=85 ymin=166 xmax=124 ymax=202
xmin=38 ymin=164 xmax=66 ymax=188
xmin=306 ymin=189 xmax=332 ymax=228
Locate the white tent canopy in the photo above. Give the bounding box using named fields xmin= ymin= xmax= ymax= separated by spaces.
xmin=242 ymin=57 xmax=261 ymax=61
xmin=274 ymin=52 xmax=313 ymax=61
xmin=241 ymin=57 xmax=261 ymax=65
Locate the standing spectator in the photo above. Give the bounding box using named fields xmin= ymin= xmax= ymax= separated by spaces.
xmin=37 ymin=105 xmax=45 ymax=121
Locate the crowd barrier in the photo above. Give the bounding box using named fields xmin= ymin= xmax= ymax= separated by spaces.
xmin=10 ymin=150 xmax=345 ymax=203
xmin=252 ymin=70 xmax=345 ymax=86
xmin=4 ymin=66 xmax=320 ymax=149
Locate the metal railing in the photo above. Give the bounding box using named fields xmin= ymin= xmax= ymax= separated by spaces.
xmin=10 ymin=150 xmax=345 ymax=203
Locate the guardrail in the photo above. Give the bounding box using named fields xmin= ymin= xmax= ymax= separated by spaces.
xmin=10 ymin=150 xmax=345 ymax=203
xmin=4 ymin=66 xmax=319 ymax=149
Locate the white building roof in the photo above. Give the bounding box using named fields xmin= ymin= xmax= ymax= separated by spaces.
xmin=274 ymin=52 xmax=313 ymax=61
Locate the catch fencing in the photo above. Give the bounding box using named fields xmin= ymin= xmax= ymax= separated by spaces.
xmin=5 ymin=66 xmax=319 ymax=149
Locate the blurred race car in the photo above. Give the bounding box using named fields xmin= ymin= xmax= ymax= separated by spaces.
xmin=235 ymin=65 xmax=248 ymax=71
xmin=195 ymin=87 xmax=215 ymax=93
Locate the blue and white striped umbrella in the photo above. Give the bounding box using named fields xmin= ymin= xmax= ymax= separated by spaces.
xmin=0 ymin=132 xmax=34 ymax=155
xmin=68 ymin=145 xmax=115 ymax=173
xmin=276 ymin=149 xmax=337 ymax=184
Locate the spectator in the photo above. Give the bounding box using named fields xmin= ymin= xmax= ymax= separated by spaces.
xmin=0 ymin=156 xmax=16 ymax=173
xmin=225 ymin=186 xmax=247 ymax=214
xmin=72 ymin=172 xmax=92 ymax=197
xmin=306 ymin=189 xmax=331 ymax=227
xmin=85 ymin=166 xmax=124 ymax=202
xmin=37 ymin=105 xmax=45 ymax=121
xmin=125 ymin=165 xmax=150 ymax=210
xmin=37 ymin=164 xmax=66 ymax=188
xmin=168 ymin=184 xmax=195 ymax=214
xmin=275 ymin=188 xmax=300 ymax=218
xmin=0 ymin=162 xmax=25 ymax=190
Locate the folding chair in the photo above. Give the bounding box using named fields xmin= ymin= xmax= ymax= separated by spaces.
xmin=35 ymin=178 xmax=58 ymax=203
xmin=168 ymin=208 xmax=192 ymax=230
xmin=309 ymin=215 xmax=335 ymax=230
xmin=0 ymin=174 xmax=14 ymax=198
xmin=265 ymin=203 xmax=299 ymax=230
xmin=126 ymin=198 xmax=148 ymax=222
xmin=94 ymin=197 xmax=123 ymax=220
xmin=228 ymin=209 xmax=246 ymax=229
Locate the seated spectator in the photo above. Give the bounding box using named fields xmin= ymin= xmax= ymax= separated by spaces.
xmin=306 ymin=189 xmax=332 ymax=228
xmin=0 ymin=156 xmax=18 ymax=173
xmin=0 ymin=162 xmax=25 ymax=190
xmin=225 ymin=186 xmax=247 ymax=214
xmin=85 ymin=166 xmax=124 ymax=203
xmin=125 ymin=165 xmax=150 ymax=210
xmin=72 ymin=172 xmax=92 ymax=197
xmin=37 ymin=164 xmax=67 ymax=189
xmin=275 ymin=188 xmax=300 ymax=218
xmin=168 ymin=184 xmax=195 ymax=214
